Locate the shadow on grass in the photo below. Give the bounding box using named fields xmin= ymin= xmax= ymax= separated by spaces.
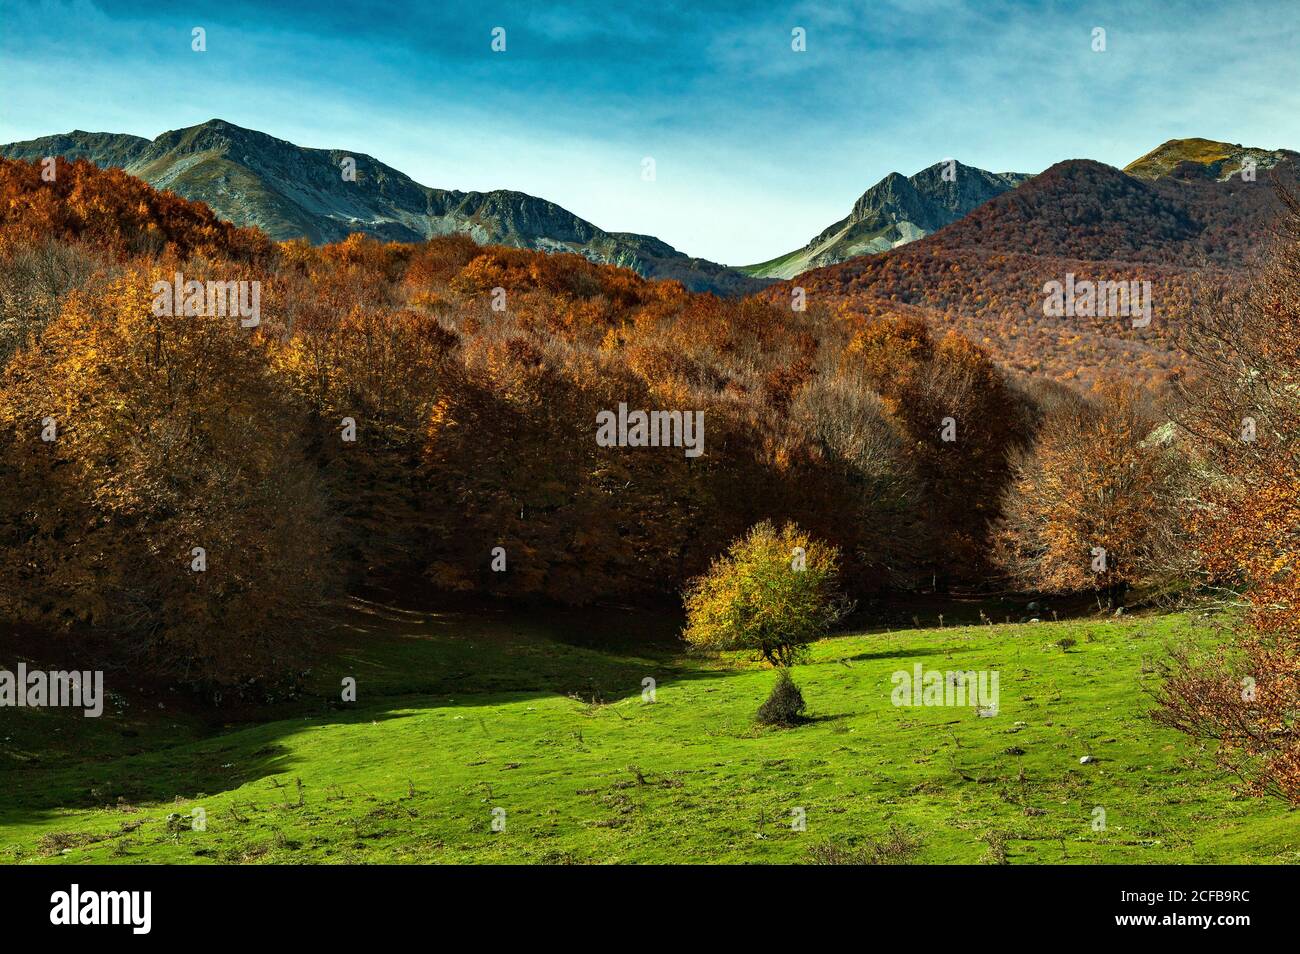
xmin=0 ymin=599 xmax=763 ymax=834
xmin=0 ymin=708 xmax=421 ymax=828
xmin=838 ymin=647 xmax=949 ymax=663
xmin=750 ymin=712 xmax=852 ymax=729
xmin=801 ymin=712 xmax=852 ymax=725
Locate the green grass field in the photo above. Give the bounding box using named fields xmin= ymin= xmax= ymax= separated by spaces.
xmin=2 ymin=601 xmax=1293 ymax=864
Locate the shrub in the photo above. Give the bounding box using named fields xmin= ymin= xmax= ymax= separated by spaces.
xmin=682 ymin=521 xmax=849 ymax=667
xmin=756 ymin=669 xmax=807 ymax=726
xmin=805 ymin=825 xmax=923 ymax=865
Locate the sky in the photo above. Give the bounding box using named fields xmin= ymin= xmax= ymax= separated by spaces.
xmin=2 ymin=0 xmax=1298 ymax=264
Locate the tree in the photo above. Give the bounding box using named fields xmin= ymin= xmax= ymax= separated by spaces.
xmin=0 ymin=238 xmax=105 ymax=368
xmin=791 ymin=368 xmax=923 ymax=588
xmin=273 ymin=300 xmax=460 ymax=588
xmin=0 ymin=157 xmax=270 ymax=263
xmin=993 ymin=379 xmax=1188 ymax=606
xmin=1155 ymin=183 xmax=1300 ymax=803
xmin=682 ymin=522 xmax=849 ymax=667
xmin=841 ymin=315 xmax=1023 ymax=585
xmin=0 ymin=264 xmax=333 ymax=692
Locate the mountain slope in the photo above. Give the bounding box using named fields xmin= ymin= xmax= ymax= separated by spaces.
xmin=917 ymin=156 xmax=1293 ymax=266
xmin=742 ymin=160 xmax=1028 ymax=279
xmin=1 ymin=120 xmax=768 ymax=295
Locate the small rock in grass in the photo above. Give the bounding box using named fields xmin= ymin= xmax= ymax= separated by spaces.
xmin=1079 ymin=755 xmax=1096 ymax=764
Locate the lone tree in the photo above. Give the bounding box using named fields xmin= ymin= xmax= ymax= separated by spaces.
xmin=683 ymin=520 xmax=849 ymax=667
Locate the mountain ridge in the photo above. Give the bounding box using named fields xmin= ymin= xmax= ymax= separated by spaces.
xmin=0 ymin=119 xmax=768 ymax=296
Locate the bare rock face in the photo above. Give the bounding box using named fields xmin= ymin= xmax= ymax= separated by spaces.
xmin=742 ymin=160 xmax=1029 ymax=279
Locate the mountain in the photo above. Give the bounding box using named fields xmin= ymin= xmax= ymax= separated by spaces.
xmin=761 ymin=144 xmax=1300 ymax=388
xmin=741 ymin=160 xmax=1029 ymax=279
xmin=913 ymin=153 xmax=1296 ymax=266
xmin=1124 ymin=137 xmax=1298 ymax=182
xmin=0 ymin=119 xmax=768 ymax=296
xmin=2 ymin=130 xmax=152 ymax=169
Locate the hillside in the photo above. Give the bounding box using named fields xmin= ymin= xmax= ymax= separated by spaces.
xmin=0 ymin=120 xmax=768 ymax=296
xmin=0 ymin=154 xmax=270 ymax=261
xmin=742 ymin=161 xmax=1028 ymax=279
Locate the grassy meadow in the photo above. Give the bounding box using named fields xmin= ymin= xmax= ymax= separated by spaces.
xmin=1 ymin=601 xmax=1293 ymax=865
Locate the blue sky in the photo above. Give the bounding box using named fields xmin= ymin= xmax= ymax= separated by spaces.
xmin=2 ymin=0 xmax=1298 ymax=264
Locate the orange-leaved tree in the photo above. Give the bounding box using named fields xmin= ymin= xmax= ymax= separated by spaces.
xmin=0 ymin=264 xmax=332 ymax=692
xmin=1156 ymin=183 xmax=1300 ymax=802
xmin=994 ymin=379 xmax=1188 ymax=606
